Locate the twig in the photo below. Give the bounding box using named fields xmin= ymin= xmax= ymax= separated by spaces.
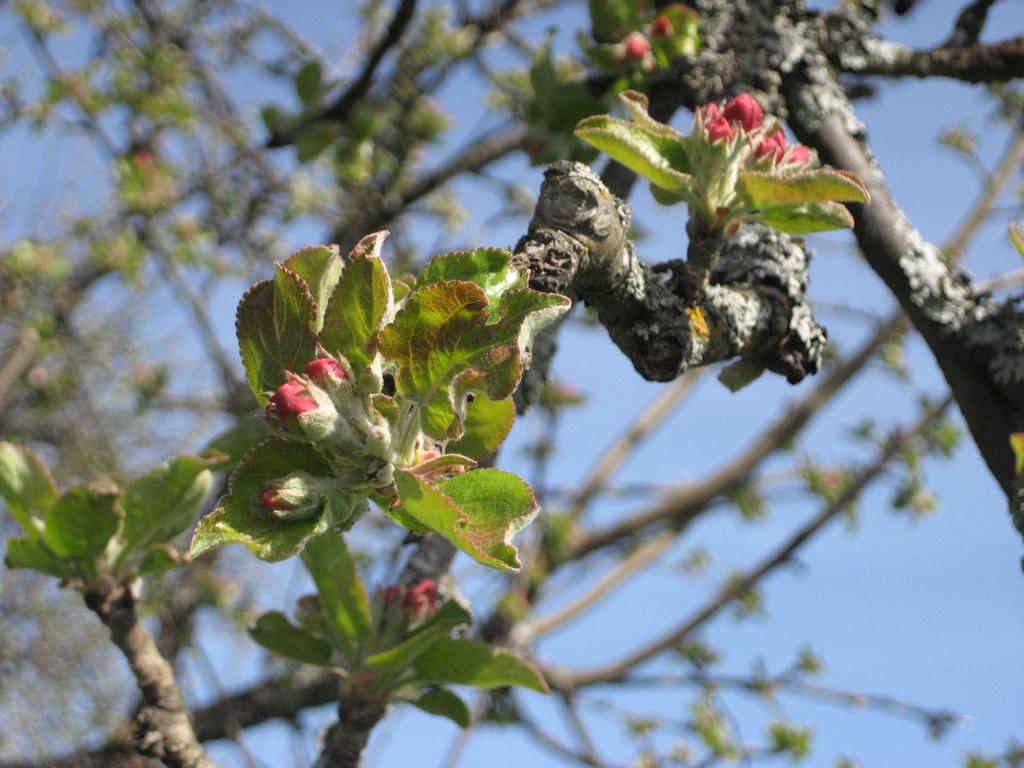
xmin=553 ymin=396 xmax=953 ymax=689
xmin=83 ymin=581 xmax=213 ymax=768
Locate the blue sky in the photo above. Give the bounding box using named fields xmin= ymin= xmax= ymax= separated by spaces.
xmin=3 ymin=0 xmax=1024 ymax=765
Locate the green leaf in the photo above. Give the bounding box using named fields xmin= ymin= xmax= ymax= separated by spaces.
xmin=416 ymin=249 xmax=525 ymax=305
xmin=527 ymin=38 xmax=608 ymax=137
xmin=300 ymin=532 xmax=372 ymax=644
xmin=379 ymin=281 xmax=568 ymax=440
xmin=588 ymin=0 xmax=651 ymax=40
xmin=754 ymin=201 xmax=856 ymax=234
xmin=295 ymin=122 xmax=337 ymax=163
xmin=412 ymin=688 xmax=471 ymax=728
xmin=250 ymin=611 xmax=333 ymax=666
xmin=575 ymin=115 xmax=693 ymax=193
xmin=137 ymin=543 xmax=182 ymax=575
xmin=393 ymin=469 xmax=538 ymax=572
xmin=295 ymin=61 xmax=322 ymax=104
xmin=738 ymin=169 xmax=870 ymax=209
xmin=0 ymin=441 xmax=58 ymax=535
xmin=190 ymin=440 xmax=358 ymax=562
xmin=118 ymin=456 xmax=214 ymax=570
xmin=321 ymin=231 xmax=393 ymax=373
xmin=447 ymin=392 xmax=516 ymax=461
xmin=284 ymin=245 xmax=343 ymax=333
xmin=365 ymin=600 xmax=472 ymax=673
xmin=43 ymin=482 xmax=123 ymax=562
xmin=236 ymin=270 xmax=319 ymax=406
xmin=4 ymin=536 xmax=67 ymax=577
xmin=412 ymin=638 xmax=549 ymax=694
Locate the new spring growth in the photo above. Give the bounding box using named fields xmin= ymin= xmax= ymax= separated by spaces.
xmin=383 ymin=580 xmax=439 ymax=627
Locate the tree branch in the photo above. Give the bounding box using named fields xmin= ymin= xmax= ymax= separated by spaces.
xmin=550 ymin=396 xmax=953 ymax=690
xmin=512 ymin=161 xmax=826 ymax=384
xmin=828 ymin=33 xmax=1024 ymax=83
xmin=783 ymin=65 xmax=1024 ymax=513
xmin=83 ymin=581 xmax=213 ymax=768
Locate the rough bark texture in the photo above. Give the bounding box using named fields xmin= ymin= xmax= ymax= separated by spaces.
xmin=82 ymin=582 xmax=213 ymax=768
xmin=512 ymin=161 xmax=826 ymax=385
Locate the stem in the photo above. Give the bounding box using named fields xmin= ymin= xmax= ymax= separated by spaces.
xmin=83 ymin=580 xmax=213 ymax=768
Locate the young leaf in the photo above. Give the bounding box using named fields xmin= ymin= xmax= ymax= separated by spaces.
xmin=283 ymin=245 xmax=343 ymax=332
xmin=754 ymin=201 xmax=855 ymax=234
xmin=415 ymin=248 xmax=525 ymax=305
xmin=4 ymin=536 xmax=68 ymax=577
xmin=379 ymin=281 xmax=568 ymax=440
xmin=295 ymin=61 xmax=323 ymax=104
xmin=236 ymin=272 xmax=319 ymax=406
xmin=447 ymin=392 xmax=515 ymax=461
xmin=575 ymin=115 xmax=693 ymax=193
xmin=412 ymin=688 xmax=471 ymax=728
xmin=190 ymin=440 xmax=359 ymax=562
xmin=137 ymin=543 xmax=182 ymax=575
xmin=43 ymin=482 xmax=123 ymax=562
xmin=250 ymin=611 xmax=333 ymax=666
xmin=738 ymin=169 xmax=870 ymax=209
xmin=118 ymin=456 xmax=214 ymax=570
xmin=300 ymin=531 xmax=373 ymax=644
xmin=365 ymin=600 xmax=472 ymax=673
xmin=321 ymin=231 xmax=393 ymax=374
xmin=393 ymin=469 xmax=538 ymax=572
xmin=0 ymin=441 xmax=58 ymax=535
xmin=412 ymin=637 xmax=549 ymax=694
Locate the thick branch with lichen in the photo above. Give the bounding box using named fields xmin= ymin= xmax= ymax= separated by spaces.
xmin=781 ymin=30 xmax=1024 ymax=511
xmin=512 ymin=161 xmax=826 ymax=385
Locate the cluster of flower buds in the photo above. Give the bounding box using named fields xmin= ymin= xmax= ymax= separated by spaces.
xmin=265 ymin=355 xmax=391 ymax=459
xmin=696 ymin=93 xmax=811 ymax=168
xmin=383 ymin=579 xmax=439 ymax=624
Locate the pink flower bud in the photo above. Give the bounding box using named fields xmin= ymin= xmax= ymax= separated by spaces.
xmin=624 ymin=33 xmax=650 ymax=61
xmin=305 ymin=357 xmax=347 ymax=387
xmin=787 ymin=145 xmax=810 ymax=165
xmin=756 ymin=130 xmax=788 ymax=163
xmin=723 ymin=93 xmax=763 ymax=132
xmin=259 ymin=484 xmax=299 ymax=512
xmin=402 ymin=580 xmax=438 ymax=622
xmin=700 ymin=102 xmax=720 ymax=122
xmin=266 ymin=380 xmax=318 ymax=426
xmin=650 ymin=15 xmax=673 ymax=40
xmin=705 ymin=116 xmax=734 ymax=144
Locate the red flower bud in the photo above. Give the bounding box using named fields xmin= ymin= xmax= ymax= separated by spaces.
xmin=705 ymin=116 xmax=734 ymax=144
xmin=266 ymin=380 xmax=318 ymax=426
xmin=259 ymin=484 xmax=299 ymax=512
xmin=624 ymin=33 xmax=650 ymax=61
xmin=305 ymin=357 xmax=347 ymax=387
xmin=700 ymin=102 xmax=720 ymax=122
xmin=650 ymin=15 xmax=673 ymax=40
xmin=756 ymin=130 xmax=788 ymax=163
xmin=723 ymin=93 xmax=763 ymax=132
xmin=383 ymin=586 xmax=402 ymax=604
xmin=787 ymin=145 xmax=810 ymax=165
xmin=402 ymin=580 xmax=438 ymax=622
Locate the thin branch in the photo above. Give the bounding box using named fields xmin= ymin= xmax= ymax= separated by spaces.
xmin=945 ymin=123 xmax=1024 ymax=258
xmin=83 ymin=581 xmax=213 ymax=768
xmin=831 ymin=34 xmax=1024 ymax=83
xmin=552 ymin=396 xmax=953 ymax=689
xmin=565 ymin=371 xmax=704 ymax=522
xmin=267 ymin=0 xmax=419 ymax=147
